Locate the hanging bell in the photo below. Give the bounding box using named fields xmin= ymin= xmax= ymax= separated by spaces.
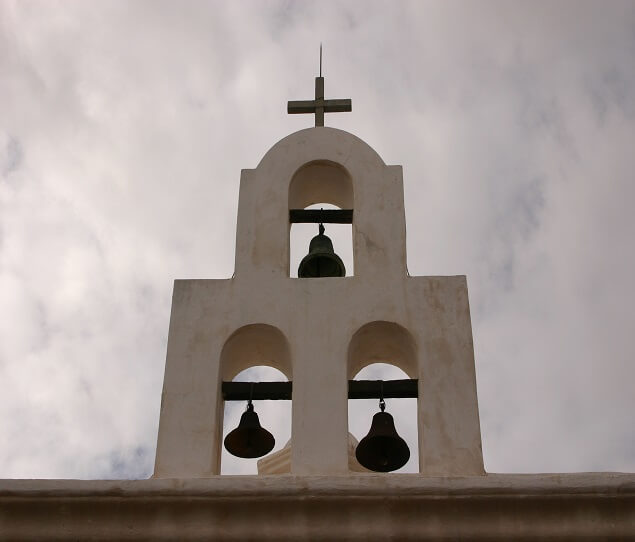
xmin=355 ymin=399 xmax=410 ymax=472
xmin=298 ymin=224 xmax=346 ymax=278
xmin=224 ymin=402 xmax=275 ymax=459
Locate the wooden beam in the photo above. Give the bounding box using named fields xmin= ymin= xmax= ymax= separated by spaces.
xmin=348 ymin=379 xmax=418 ymax=399
xmin=222 ymin=381 xmax=292 ymax=401
xmin=289 ymin=209 xmax=353 ymax=224
xmin=221 ymin=379 xmax=418 ymax=401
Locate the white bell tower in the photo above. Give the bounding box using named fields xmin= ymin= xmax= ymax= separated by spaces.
xmin=153 ymin=75 xmax=484 ymax=478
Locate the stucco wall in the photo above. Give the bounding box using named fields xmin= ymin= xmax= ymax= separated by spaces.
xmin=154 ymin=127 xmax=484 ymax=477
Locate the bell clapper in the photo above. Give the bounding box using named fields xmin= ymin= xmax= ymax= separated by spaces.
xmin=379 ymin=380 xmax=385 ymax=411
xmin=246 ymin=383 xmax=255 ymax=445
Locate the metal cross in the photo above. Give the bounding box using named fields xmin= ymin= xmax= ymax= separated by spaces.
xmin=287 ymin=48 xmax=352 ymax=127
xmin=287 ymin=77 xmax=352 ymax=126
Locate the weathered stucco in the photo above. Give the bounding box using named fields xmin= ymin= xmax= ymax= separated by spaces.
xmin=257 ymin=433 xmax=370 ymax=474
xmin=154 ymin=127 xmax=483 ymax=477
xmin=1 ymin=474 xmax=633 ymax=540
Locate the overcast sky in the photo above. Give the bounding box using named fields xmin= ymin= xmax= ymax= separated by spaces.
xmin=1 ymin=1 xmax=634 ymax=478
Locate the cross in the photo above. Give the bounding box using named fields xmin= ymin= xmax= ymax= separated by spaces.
xmin=288 ymin=77 xmax=352 ymax=126
xmin=287 ymin=48 xmax=352 ymax=127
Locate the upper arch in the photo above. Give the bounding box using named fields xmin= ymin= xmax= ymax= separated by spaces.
xmin=288 ymin=160 xmax=353 ymax=209
xmin=220 ymin=324 xmax=292 ymax=381
xmin=256 ymin=127 xmax=387 ymax=189
xmin=347 ymin=321 xmax=418 ymax=379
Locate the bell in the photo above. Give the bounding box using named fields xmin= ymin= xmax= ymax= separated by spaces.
xmin=224 ymin=402 xmax=275 ymax=459
xmin=298 ymin=224 xmax=346 ymax=278
xmin=355 ymin=399 xmax=410 ymax=472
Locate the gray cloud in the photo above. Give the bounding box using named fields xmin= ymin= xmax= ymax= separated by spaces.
xmin=1 ymin=136 xmax=23 ymax=178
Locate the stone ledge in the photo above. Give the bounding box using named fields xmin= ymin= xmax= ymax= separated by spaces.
xmin=1 ymin=473 xmax=633 ymax=541
xmin=2 ymin=472 xmax=633 ymax=497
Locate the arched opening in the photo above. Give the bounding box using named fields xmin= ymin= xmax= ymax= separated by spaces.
xmin=289 ymin=161 xmax=354 ymax=278
xmin=347 ymin=321 xmax=419 ymax=473
xmin=348 ymin=363 xmax=419 ymax=473
xmin=221 ymin=366 xmax=291 ymax=475
xmin=290 ymin=203 xmax=354 ymax=277
xmin=219 ymin=324 xmax=292 ymax=474
xmin=220 ymin=324 xmax=292 ymax=382
xmin=289 ymin=160 xmax=353 ymax=209
xmin=348 ymin=321 xmax=417 ymax=379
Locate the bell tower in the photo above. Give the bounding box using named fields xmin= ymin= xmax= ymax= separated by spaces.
xmin=153 ymin=69 xmax=484 ymax=478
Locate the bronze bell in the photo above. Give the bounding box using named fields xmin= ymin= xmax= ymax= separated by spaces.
xmin=224 ymin=402 xmax=275 ymax=459
xmin=355 ymin=399 xmax=410 ymax=472
xmin=298 ymin=224 xmax=346 ymax=278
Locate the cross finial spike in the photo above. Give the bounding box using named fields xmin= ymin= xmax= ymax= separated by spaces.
xmin=287 ymin=49 xmax=352 ymax=127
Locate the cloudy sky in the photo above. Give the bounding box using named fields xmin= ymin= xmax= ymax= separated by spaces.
xmin=1 ymin=1 xmax=634 ymax=478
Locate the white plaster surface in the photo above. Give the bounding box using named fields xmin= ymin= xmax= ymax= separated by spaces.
xmin=154 ymin=127 xmax=484 ymax=477
xmin=257 ymin=433 xmax=369 ymax=474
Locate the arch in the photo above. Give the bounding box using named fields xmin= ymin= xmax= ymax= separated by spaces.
xmin=221 ymin=365 xmax=292 ymax=475
xmin=347 ymin=321 xmax=418 ymax=379
xmin=288 ymin=160 xmax=354 ymax=209
xmin=257 ymin=127 xmax=387 ymax=176
xmin=348 ymin=361 xmax=419 ymax=473
xmin=352 ymin=361 xmax=411 ymax=381
xmin=220 ymin=324 xmax=292 ymax=381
